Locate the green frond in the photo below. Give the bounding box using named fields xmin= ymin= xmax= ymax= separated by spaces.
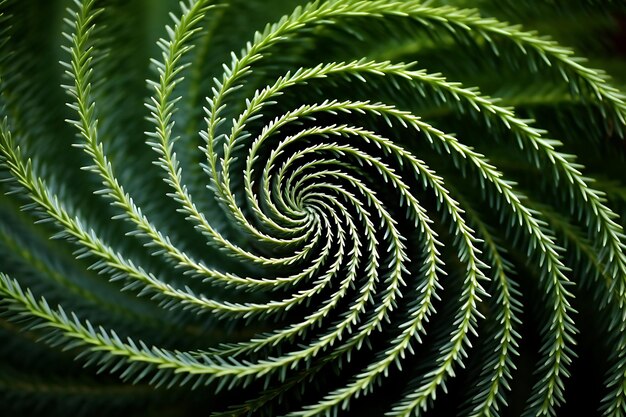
xmin=1 ymin=0 xmax=625 ymax=416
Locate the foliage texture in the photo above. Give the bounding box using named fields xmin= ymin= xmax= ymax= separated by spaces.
xmin=1 ymin=0 xmax=626 ymax=416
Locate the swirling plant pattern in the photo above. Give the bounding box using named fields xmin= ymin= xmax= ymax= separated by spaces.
xmin=1 ymin=0 xmax=626 ymax=416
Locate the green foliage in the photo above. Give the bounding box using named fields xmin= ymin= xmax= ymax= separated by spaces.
xmin=1 ymin=0 xmax=626 ymax=416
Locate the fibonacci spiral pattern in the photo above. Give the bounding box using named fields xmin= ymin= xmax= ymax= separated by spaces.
xmin=1 ymin=0 xmax=626 ymax=416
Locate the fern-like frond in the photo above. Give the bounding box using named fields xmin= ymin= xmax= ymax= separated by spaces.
xmin=1 ymin=0 xmax=625 ymax=416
